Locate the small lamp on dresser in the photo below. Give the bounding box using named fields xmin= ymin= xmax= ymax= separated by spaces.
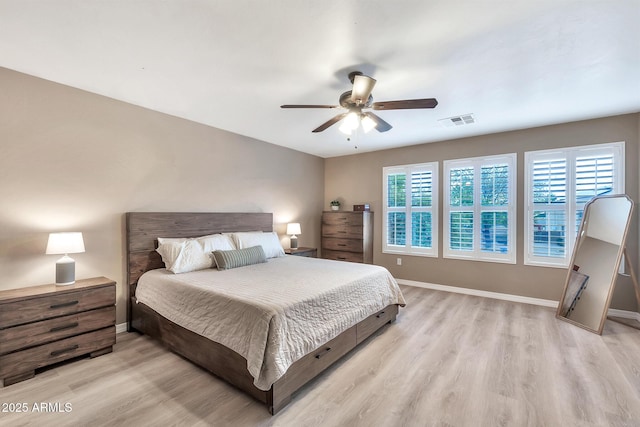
xmin=286 ymin=223 xmax=301 ymax=249
xmin=46 ymin=232 xmax=85 ymax=285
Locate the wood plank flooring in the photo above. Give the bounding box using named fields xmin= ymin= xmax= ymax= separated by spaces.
xmin=2 ymin=285 xmax=640 ymax=426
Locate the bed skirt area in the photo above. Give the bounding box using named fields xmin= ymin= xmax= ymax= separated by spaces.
xmin=130 ymin=298 xmax=399 ymax=414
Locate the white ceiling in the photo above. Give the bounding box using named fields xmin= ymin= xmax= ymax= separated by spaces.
xmin=1 ymin=1 xmax=639 ymax=158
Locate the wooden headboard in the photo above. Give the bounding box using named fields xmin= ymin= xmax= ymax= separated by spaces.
xmin=125 ymin=212 xmax=273 ymax=298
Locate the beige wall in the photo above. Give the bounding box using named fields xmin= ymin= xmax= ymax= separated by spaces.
xmin=325 ymin=114 xmax=640 ymax=311
xmin=0 ymin=68 xmax=324 ymax=324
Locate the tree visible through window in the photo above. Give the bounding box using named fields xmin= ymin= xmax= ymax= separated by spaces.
xmin=444 ymin=154 xmax=516 ymax=263
xmin=525 ymin=142 xmax=624 ymax=267
xmin=383 ymin=162 xmax=438 ymax=256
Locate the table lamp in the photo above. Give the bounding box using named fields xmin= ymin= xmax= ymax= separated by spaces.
xmin=46 ymin=232 xmax=85 ymax=285
xmin=286 ymin=223 xmax=301 ymax=250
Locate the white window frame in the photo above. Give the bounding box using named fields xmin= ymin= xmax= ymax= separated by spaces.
xmin=383 ymin=162 xmax=439 ymax=257
xmin=524 ymin=141 xmax=625 ymax=268
xmin=443 ymin=153 xmax=517 ymax=264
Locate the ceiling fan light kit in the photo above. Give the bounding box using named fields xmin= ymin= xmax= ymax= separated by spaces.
xmin=281 ymin=71 xmax=438 ymax=134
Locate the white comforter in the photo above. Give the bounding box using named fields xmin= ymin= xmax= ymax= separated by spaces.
xmin=135 ymin=256 xmax=405 ymax=390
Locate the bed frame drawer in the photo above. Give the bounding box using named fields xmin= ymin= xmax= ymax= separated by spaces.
xmin=356 ymin=305 xmax=399 ymax=344
xmin=273 ymin=325 xmax=357 ymax=399
xmin=0 ymin=286 xmax=115 ymax=328
xmin=0 ymin=306 xmax=115 ymax=355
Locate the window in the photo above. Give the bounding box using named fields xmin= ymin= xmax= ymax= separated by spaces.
xmin=383 ymin=162 xmax=438 ymax=256
xmin=525 ymin=142 xmax=624 ymax=267
xmin=443 ymin=153 xmax=516 ymax=263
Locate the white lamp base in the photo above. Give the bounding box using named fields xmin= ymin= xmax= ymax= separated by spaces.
xmin=290 ymin=235 xmax=298 ymax=250
xmin=55 ymin=255 xmax=76 ymax=285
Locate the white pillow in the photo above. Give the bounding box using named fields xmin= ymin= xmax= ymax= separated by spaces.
xmin=156 ymin=233 xmax=237 ymax=273
xmin=156 ymin=240 xmax=187 ymax=270
xmin=197 ymin=234 xmax=236 ymax=252
xmin=232 ymin=231 xmax=285 ymax=259
xmin=166 ymin=239 xmax=212 ymax=273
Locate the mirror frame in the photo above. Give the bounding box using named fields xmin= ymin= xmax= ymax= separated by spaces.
xmin=555 ymin=194 xmax=634 ymax=334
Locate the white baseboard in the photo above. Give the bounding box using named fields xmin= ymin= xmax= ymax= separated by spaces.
xmin=397 ymin=278 xmax=558 ymax=308
xmin=116 ymin=322 xmax=128 ymax=334
xmin=608 ymin=308 xmax=640 ymax=321
xmin=396 ymin=278 xmax=640 ymax=321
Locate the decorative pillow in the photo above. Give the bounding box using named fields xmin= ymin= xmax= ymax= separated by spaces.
xmin=156 ymin=233 xmax=237 ymax=273
xmin=212 ymin=245 xmax=267 ymax=270
xmin=231 ymin=231 xmax=285 ymax=258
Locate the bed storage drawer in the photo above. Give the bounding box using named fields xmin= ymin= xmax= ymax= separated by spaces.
xmin=0 ymin=327 xmax=116 ymax=381
xmin=0 ymin=306 xmax=115 ymax=355
xmin=0 ymin=286 xmax=115 ymax=328
xmin=356 ymin=305 xmax=398 ymax=344
xmin=274 ymin=325 xmax=356 ymax=396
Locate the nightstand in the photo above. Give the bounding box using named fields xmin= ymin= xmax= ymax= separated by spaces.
xmin=0 ymin=276 xmax=116 ymax=386
xmin=285 ymin=247 xmax=318 ymax=258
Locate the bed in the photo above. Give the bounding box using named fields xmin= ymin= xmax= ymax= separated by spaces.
xmin=126 ymin=212 xmax=405 ymax=414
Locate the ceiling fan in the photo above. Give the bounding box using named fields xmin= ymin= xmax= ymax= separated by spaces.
xmin=281 ymin=71 xmax=438 ymax=134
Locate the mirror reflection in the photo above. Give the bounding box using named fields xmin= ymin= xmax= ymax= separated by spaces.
xmin=557 ymin=195 xmax=634 ymax=334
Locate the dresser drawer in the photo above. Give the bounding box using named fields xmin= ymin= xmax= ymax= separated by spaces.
xmin=0 ymin=326 xmax=116 ymax=379
xmin=356 ymin=305 xmax=398 ymax=344
xmin=322 ymin=224 xmax=364 ymax=239
xmin=321 ymin=237 xmax=363 ymax=253
xmin=0 ymin=285 xmax=115 ymax=328
xmin=322 ymin=249 xmax=364 ymax=263
xmin=0 ymin=306 xmax=115 ymax=355
xmin=322 ymin=213 xmax=363 ymax=226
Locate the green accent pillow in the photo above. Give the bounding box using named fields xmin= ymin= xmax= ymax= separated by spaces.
xmin=212 ymin=245 xmax=267 ymax=270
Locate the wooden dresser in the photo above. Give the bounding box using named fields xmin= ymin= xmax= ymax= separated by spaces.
xmin=321 ymin=211 xmax=373 ymax=263
xmin=0 ymin=276 xmax=116 ymax=386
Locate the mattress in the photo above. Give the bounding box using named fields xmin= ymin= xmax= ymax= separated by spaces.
xmin=135 ymin=255 xmax=405 ymax=390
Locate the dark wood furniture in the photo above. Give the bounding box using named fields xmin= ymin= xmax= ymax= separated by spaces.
xmin=126 ymin=212 xmax=399 ymax=415
xmin=284 ymin=247 xmax=317 ymax=258
xmin=321 ymin=211 xmax=373 ymax=263
xmin=0 ymin=277 xmax=116 ymax=386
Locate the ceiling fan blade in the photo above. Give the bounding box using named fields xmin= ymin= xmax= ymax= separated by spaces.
xmin=350 ymin=75 xmax=377 ymax=105
xmin=312 ymin=113 xmax=348 ymax=133
xmin=364 ymin=112 xmax=392 ymax=133
xmin=281 ymin=104 xmax=339 ymax=109
xmin=372 ymin=98 xmax=438 ymax=110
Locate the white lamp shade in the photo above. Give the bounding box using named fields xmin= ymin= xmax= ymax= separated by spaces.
xmin=46 ymin=232 xmax=85 ymax=255
xmin=286 ymin=223 xmax=301 ymax=235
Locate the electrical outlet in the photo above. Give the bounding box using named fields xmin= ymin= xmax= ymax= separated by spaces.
xmin=397 ymin=257 xmax=402 ymax=266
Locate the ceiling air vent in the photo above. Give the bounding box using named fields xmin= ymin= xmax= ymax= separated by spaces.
xmin=438 ymin=114 xmax=476 ymax=127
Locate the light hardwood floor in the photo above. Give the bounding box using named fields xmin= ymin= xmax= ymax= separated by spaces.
xmin=2 ymin=285 xmax=640 ymax=426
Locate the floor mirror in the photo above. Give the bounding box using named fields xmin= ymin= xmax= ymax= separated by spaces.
xmin=556 ymin=194 xmax=637 ymax=334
